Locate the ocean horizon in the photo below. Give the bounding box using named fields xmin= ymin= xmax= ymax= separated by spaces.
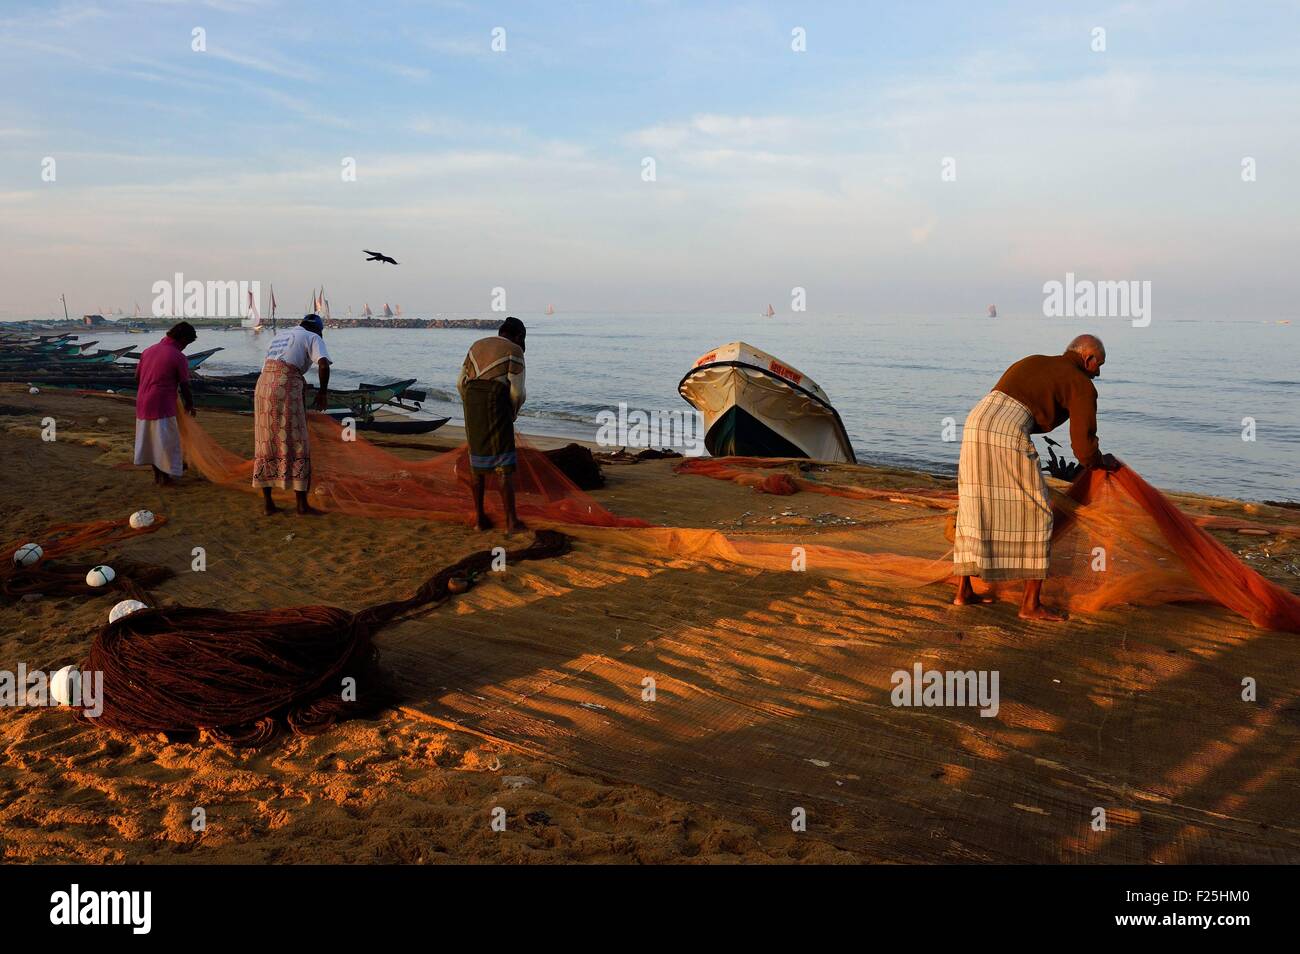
xmin=12 ymin=313 xmax=1295 ymax=502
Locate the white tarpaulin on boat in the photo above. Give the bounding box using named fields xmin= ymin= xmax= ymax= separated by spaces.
xmin=678 ymin=341 xmax=856 ymax=463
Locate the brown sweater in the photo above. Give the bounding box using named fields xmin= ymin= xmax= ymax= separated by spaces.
xmin=993 ymin=352 xmax=1102 ymax=467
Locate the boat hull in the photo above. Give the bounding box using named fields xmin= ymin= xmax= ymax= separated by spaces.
xmin=679 ymin=342 xmax=856 ymax=463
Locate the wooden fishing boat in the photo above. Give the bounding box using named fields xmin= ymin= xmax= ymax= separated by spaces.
xmin=325 ymin=411 xmax=449 ymax=434
xmin=679 ymin=341 xmax=856 ymax=463
xmin=0 ymin=345 xmax=136 ymax=367
xmin=120 ymin=346 xmax=225 ymax=370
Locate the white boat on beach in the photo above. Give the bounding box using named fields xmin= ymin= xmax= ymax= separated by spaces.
xmin=678 ymin=341 xmax=856 ymax=463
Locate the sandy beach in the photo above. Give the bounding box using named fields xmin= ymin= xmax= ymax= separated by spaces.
xmin=2 ymin=384 xmax=1298 ymax=864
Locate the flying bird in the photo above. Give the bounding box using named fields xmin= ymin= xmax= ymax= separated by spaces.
xmin=363 ymin=250 xmax=399 ymax=265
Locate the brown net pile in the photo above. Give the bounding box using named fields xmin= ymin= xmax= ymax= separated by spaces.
xmin=2 ymin=517 xmax=171 ymax=605
xmin=174 ymin=415 xmax=1300 ymax=632
xmin=78 ymin=530 xmax=571 ymax=746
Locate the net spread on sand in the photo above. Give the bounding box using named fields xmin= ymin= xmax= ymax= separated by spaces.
xmin=175 ymin=413 xmax=1300 ymax=632
xmin=177 ymin=411 xmax=646 ymax=528
xmin=1 ymin=517 xmax=171 ymax=604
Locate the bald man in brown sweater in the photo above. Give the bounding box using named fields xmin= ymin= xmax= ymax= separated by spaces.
xmin=953 ymin=334 xmax=1118 ymax=620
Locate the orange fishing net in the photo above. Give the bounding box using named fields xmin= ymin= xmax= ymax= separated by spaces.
xmin=177 ymin=411 xmax=647 ymax=528
xmin=175 ymin=415 xmax=1300 ymax=632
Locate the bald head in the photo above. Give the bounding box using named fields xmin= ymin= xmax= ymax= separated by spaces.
xmin=1066 ymin=334 xmax=1106 ymax=378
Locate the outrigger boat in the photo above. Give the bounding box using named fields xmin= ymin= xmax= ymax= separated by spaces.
xmin=0 ymin=345 xmax=137 ymax=367
xmin=119 ymin=346 xmax=225 ymax=371
xmin=678 ymin=341 xmax=856 ymax=463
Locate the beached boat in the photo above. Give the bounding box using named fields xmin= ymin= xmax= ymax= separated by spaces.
xmin=325 ymin=411 xmax=449 ymax=434
xmin=678 ymin=341 xmax=856 ymax=463
xmin=360 ymin=380 xmax=426 ymax=403
xmin=120 ymin=346 xmax=225 ymax=371
xmin=0 ymin=344 xmax=135 ymax=366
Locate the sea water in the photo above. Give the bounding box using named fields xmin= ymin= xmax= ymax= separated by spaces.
xmin=32 ymin=313 xmax=1300 ymax=501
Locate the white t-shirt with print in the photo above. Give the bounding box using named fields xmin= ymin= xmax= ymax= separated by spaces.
xmin=265 ymin=326 xmax=331 ymax=374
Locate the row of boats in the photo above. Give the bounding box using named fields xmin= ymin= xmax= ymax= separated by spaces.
xmin=6 ymin=332 xmax=857 ymax=457
xmin=0 ymin=332 xmax=442 ymax=434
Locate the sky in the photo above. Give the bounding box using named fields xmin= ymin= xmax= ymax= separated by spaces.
xmin=1 ymin=0 xmax=1298 ymax=319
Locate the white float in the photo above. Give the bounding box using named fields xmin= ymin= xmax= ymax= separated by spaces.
xmin=109 ymin=599 xmax=147 ymax=623
xmin=50 ymin=665 xmax=78 ymax=706
xmin=85 ymin=565 xmax=115 ymax=587
xmin=13 ymin=543 xmax=43 ymax=567
xmin=129 ymin=509 xmax=155 ymax=529
xmin=28 ymin=386 xmax=39 ymax=395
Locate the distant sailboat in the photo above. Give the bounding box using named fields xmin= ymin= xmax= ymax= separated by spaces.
xmin=269 ymin=284 xmax=278 ymax=331
xmin=242 ymin=289 xmax=263 ymax=331
xmin=545 ymin=304 xmax=555 ymax=316
xmin=382 ymin=303 xmax=394 ymax=318
xmin=987 ymin=304 xmax=998 ymax=318
xmin=763 ymin=304 xmax=775 ymax=317
xmin=395 ymin=304 xmax=402 ymax=316
xmin=313 ymin=285 xmax=330 ymax=320
xmin=363 ymin=303 xmax=373 ymax=318
xmin=133 ymin=302 xmax=142 ymax=318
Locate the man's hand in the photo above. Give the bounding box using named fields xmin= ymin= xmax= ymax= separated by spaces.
xmin=312 ymin=391 xmax=329 ymax=412
xmin=1098 ymin=453 xmax=1120 ymax=472
xmin=185 ymin=404 xmax=197 ymax=418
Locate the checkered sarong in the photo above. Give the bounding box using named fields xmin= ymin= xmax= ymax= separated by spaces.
xmin=953 ymin=390 xmax=1052 ymax=581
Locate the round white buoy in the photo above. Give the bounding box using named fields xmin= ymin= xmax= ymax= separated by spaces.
xmin=96 ymin=416 xmax=109 ymax=425
xmin=129 ymin=509 xmax=155 ymax=529
xmin=85 ymin=565 xmax=116 ymax=587
xmin=28 ymin=386 xmax=39 ymax=395
xmin=109 ymin=599 xmax=147 ymax=623
xmin=106 ymin=389 xmax=115 ymax=394
xmin=13 ymin=543 xmax=43 ymax=567
xmin=50 ymin=665 xmax=78 ymax=706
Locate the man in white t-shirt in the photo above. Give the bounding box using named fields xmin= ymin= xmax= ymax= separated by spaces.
xmin=265 ymin=322 xmax=332 ymax=381
xmin=252 ymin=314 xmax=333 ymax=515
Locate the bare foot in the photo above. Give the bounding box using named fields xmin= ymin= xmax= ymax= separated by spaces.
xmin=1019 ymin=605 xmax=1066 ymax=622
xmin=263 ymin=500 xmax=279 ymax=516
xmin=296 ymin=504 xmax=325 ymax=516
xmin=953 ymin=592 xmax=998 ymax=606
xmin=475 ymin=513 xmax=494 ymax=531
xmin=505 ymin=518 xmax=527 ymax=537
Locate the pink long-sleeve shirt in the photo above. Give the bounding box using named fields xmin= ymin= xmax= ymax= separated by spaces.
xmin=134 ymin=336 xmax=190 ymax=420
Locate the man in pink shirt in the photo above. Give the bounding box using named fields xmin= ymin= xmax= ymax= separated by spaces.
xmin=134 ymin=322 xmax=197 ymax=485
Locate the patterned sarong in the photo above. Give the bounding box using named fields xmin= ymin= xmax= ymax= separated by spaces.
xmin=463 ymin=378 xmax=517 ymax=475
xmin=252 ymin=359 xmax=311 ymax=491
xmin=953 ymin=390 xmax=1053 ymax=581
